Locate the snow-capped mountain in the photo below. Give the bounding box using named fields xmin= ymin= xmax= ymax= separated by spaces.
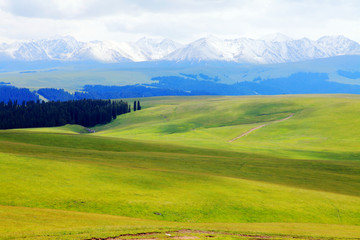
xmin=166 ymin=35 xmax=360 ymax=64
xmin=166 ymin=35 xmax=233 ymax=62
xmin=0 ymin=34 xmax=359 ymax=64
xmin=136 ymin=37 xmax=183 ymax=60
xmin=2 ymin=36 xmax=82 ymax=61
xmin=316 ymin=35 xmax=360 ymax=56
xmin=260 ymin=33 xmax=294 ymax=42
xmin=76 ymin=40 xmax=146 ymax=62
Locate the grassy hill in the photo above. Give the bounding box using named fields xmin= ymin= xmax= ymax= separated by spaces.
xmin=1 ymin=95 xmax=360 ymax=239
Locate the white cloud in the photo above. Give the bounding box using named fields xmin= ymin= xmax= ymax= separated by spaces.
xmin=0 ymin=0 xmax=359 ymax=43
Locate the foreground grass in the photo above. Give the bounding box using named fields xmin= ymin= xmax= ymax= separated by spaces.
xmin=1 ymin=95 xmax=360 ymax=239
xmin=2 ymin=205 xmax=360 ymax=240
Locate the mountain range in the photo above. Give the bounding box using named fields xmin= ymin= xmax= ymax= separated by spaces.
xmin=0 ymin=34 xmax=360 ymax=64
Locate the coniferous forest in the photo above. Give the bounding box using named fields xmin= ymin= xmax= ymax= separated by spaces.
xmin=0 ymin=85 xmax=39 ymax=103
xmin=0 ymin=99 xmax=131 ymax=129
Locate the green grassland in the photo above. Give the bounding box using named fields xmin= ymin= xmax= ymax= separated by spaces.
xmin=1 ymin=95 xmax=360 ymax=239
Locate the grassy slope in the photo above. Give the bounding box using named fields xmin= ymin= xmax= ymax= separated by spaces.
xmin=1 ymin=95 xmax=360 ymax=239
xmin=16 ymin=124 xmax=89 ymax=134
xmin=96 ymin=95 xmax=360 ymax=160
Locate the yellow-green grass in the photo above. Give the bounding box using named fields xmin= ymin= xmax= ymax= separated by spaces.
xmin=0 ymin=205 xmax=176 ymax=240
xmin=0 ymin=134 xmax=360 ymax=238
xmin=3 ymin=205 xmax=360 ymax=240
xmin=1 ymin=95 xmax=360 ymax=239
xmin=14 ymin=124 xmax=89 ymax=134
xmin=95 ymin=95 xmax=360 ymax=160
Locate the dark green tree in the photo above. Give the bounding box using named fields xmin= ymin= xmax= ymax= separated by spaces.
xmin=0 ymin=99 xmax=130 ymax=130
xmin=137 ymin=101 xmax=141 ymax=110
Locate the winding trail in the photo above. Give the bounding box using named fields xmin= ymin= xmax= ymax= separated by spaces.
xmin=228 ymin=113 xmax=294 ymax=143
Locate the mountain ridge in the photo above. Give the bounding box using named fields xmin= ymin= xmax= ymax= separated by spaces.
xmin=0 ymin=34 xmax=360 ymax=64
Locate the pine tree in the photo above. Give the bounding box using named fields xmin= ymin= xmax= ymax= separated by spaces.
xmin=137 ymin=101 xmax=141 ymax=110
xmin=133 ymin=101 xmax=137 ymax=111
xmin=0 ymin=99 xmax=130 ymax=129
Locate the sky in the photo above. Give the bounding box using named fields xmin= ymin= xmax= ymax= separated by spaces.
xmin=0 ymin=0 xmax=359 ymax=43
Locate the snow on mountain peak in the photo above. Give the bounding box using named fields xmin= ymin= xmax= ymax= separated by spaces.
xmin=317 ymin=35 xmax=349 ymax=41
xmin=47 ymin=35 xmax=78 ymax=42
xmin=136 ymin=37 xmax=182 ymax=60
xmin=0 ymin=34 xmax=359 ymax=64
xmin=166 ymin=35 xmax=233 ymax=62
xmin=316 ymin=35 xmax=360 ymax=55
xmin=260 ymin=33 xmax=293 ymax=42
xmin=136 ymin=37 xmax=160 ymax=45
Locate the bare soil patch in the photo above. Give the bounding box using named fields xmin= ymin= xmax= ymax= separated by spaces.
xmin=86 ymin=228 xmax=312 ymax=240
xmin=228 ymin=113 xmax=294 ymax=142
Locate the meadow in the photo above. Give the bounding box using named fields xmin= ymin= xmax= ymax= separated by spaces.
xmin=1 ymin=95 xmax=360 ymax=239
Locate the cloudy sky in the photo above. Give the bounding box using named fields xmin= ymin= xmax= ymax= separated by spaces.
xmin=0 ymin=0 xmax=359 ymax=43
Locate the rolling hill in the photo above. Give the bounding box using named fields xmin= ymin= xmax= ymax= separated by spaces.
xmin=1 ymin=95 xmax=360 ymax=239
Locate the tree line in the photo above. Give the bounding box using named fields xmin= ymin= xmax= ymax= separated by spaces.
xmin=0 ymin=84 xmax=189 ymax=103
xmin=0 ymin=85 xmax=39 ymax=103
xmin=37 ymin=86 xmax=191 ymax=101
xmin=0 ymin=99 xmax=137 ymax=130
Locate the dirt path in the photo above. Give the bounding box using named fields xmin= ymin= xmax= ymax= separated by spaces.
xmin=86 ymin=229 xmax=297 ymax=240
xmin=228 ymin=113 xmax=294 ymax=143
